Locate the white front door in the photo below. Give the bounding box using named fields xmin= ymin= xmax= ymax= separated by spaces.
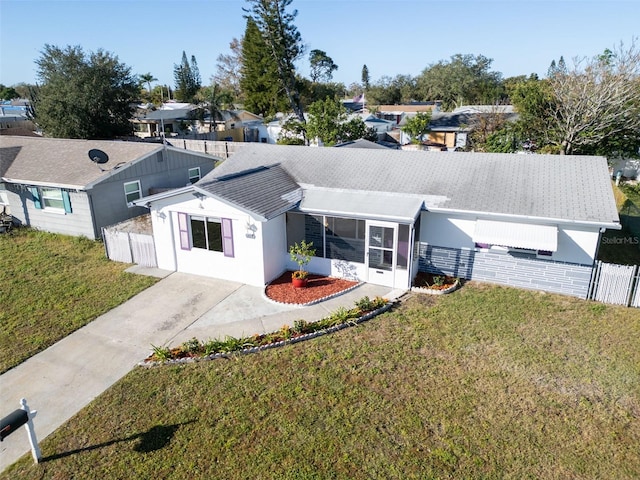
xmin=366 ymin=221 xmax=396 ymax=287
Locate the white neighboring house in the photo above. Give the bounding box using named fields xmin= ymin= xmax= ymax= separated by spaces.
xmin=133 ymin=144 xmax=620 ymax=297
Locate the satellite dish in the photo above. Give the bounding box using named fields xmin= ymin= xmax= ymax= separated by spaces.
xmin=88 ymin=149 xmax=109 ymax=165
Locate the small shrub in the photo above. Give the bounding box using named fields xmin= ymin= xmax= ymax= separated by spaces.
xmin=372 ymin=296 xmax=388 ymax=309
xmin=180 ymin=337 xmax=202 ymax=354
xmin=432 ymin=275 xmax=445 ymax=287
xmin=279 ymin=324 xmax=292 ymax=340
xmin=328 ymin=306 xmax=354 ymax=326
xmin=202 ymin=339 xmax=225 ymax=356
xmin=355 ymin=296 xmax=375 ymax=312
xmin=292 ymin=319 xmax=309 ymax=335
xmin=150 ymin=344 xmax=171 ymax=361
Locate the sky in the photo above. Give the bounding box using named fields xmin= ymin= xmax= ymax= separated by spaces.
xmin=1 ymin=0 xmax=638 ymax=90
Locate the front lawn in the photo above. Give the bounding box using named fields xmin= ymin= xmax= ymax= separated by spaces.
xmin=3 ymin=283 xmax=639 ymax=479
xmin=0 ymin=228 xmax=158 ymax=373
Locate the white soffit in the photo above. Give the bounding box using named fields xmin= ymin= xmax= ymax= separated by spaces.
xmin=300 ymin=189 xmax=423 ymax=223
xmin=473 ymin=219 xmax=558 ymax=252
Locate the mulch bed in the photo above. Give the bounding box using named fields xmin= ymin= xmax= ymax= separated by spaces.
xmin=265 ymin=271 xmax=359 ymax=304
xmin=412 ymin=271 xmax=458 ymax=290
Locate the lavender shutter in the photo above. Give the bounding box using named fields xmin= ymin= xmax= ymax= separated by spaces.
xmin=177 ymin=212 xmax=190 ymax=250
xmin=221 ymin=218 xmax=234 ymax=257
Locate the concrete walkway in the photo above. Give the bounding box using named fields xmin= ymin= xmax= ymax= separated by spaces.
xmin=0 ymin=269 xmax=402 ymax=471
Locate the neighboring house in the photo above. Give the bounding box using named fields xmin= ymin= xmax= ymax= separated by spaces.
xmin=0 ymin=100 xmax=35 ymax=133
xmin=0 ymin=136 xmax=218 ymax=239
xmin=426 ymin=106 xmax=519 ymax=150
xmin=374 ymin=102 xmax=442 ymax=125
xmin=132 ymin=103 xmax=198 ymax=138
xmin=133 ymin=144 xmax=620 ymax=298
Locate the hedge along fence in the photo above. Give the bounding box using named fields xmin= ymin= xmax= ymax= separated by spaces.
xmin=142 ymin=296 xmax=392 ymax=366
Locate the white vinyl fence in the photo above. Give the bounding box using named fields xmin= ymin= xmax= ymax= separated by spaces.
xmin=588 ymin=261 xmax=639 ymax=307
xmin=102 ymin=229 xmax=157 ymax=267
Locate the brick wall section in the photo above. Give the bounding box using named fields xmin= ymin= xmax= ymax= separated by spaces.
xmin=419 ymin=244 xmax=593 ymax=298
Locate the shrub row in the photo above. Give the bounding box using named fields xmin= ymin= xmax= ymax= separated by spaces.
xmin=147 ymin=296 xmax=388 ymax=363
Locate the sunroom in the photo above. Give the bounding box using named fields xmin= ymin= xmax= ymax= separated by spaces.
xmin=285 ymin=188 xmax=424 ymax=289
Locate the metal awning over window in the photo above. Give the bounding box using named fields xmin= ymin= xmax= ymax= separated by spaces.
xmin=473 ymin=219 xmax=558 ymax=252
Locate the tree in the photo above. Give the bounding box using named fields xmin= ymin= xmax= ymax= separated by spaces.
xmin=309 ymin=49 xmax=338 ymax=83
xmin=507 ymin=75 xmax=557 ymax=151
xmin=240 ymin=17 xmax=288 ymax=117
xmin=33 ymin=44 xmax=139 ymax=139
xmin=244 ymin=0 xmax=306 ymax=123
xmin=304 ymin=97 xmax=375 ymax=145
xmin=467 ymin=105 xmax=515 ymax=152
xmin=339 ymin=117 xmax=378 ymax=143
xmin=214 ymin=37 xmax=243 ymax=101
xmin=306 ymin=97 xmax=347 ymax=145
xmin=401 ymin=111 xmax=432 ymax=144
xmin=546 ymin=42 xmax=640 ymax=155
xmin=139 ymin=72 xmax=157 ymax=102
xmin=0 ymin=84 xmax=19 ymax=100
xmin=366 ymin=74 xmax=417 ymax=105
xmin=174 ymin=51 xmax=201 ymax=103
xmin=361 ymin=64 xmax=370 ymax=90
xmin=416 ymin=54 xmax=504 ymax=110
xmin=196 ymin=83 xmax=234 ymax=132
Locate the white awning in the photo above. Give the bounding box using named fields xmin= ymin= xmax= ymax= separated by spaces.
xmin=473 ymin=219 xmax=558 ymax=252
xmin=299 ymin=188 xmax=423 ymax=223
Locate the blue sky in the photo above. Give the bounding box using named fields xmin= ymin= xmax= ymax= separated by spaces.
xmin=1 ymin=0 xmax=638 ymax=89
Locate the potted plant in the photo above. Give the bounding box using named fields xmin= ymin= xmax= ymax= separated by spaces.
xmin=289 ymin=240 xmax=316 ymax=288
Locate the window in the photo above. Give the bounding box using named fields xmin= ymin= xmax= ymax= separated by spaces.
xmin=178 ymin=213 xmax=234 ymax=257
xmin=325 ymin=216 xmax=366 ymax=263
xmin=286 ymin=212 xmax=366 ymax=263
xmin=29 ymin=187 xmax=72 ymax=213
xmin=191 ymin=216 xmax=223 ymax=251
xmin=188 ymin=167 xmax=201 ymax=184
xmin=325 ymin=217 xmax=365 ymax=240
xmin=124 ymin=181 xmax=142 ymax=204
xmin=41 ymin=188 xmax=64 ymax=210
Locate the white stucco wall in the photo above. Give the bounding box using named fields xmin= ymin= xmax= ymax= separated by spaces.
xmin=149 ymin=192 xmax=287 ymax=286
xmin=261 ymin=214 xmax=289 ymax=283
xmin=420 ymin=211 xmax=600 ymax=265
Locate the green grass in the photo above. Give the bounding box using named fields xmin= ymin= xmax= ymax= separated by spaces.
xmin=0 ymin=228 xmax=158 ymax=373
xmin=3 ymin=283 xmax=639 ymax=479
xmin=597 ymin=182 xmax=640 ymax=264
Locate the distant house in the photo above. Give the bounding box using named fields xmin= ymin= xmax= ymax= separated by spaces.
xmin=131 ymin=103 xmax=198 ymax=138
xmin=426 ymin=105 xmax=519 ymax=150
xmin=374 ymin=102 xmax=442 ymax=125
xmin=0 ymin=100 xmax=35 ymax=133
xmin=0 ymin=136 xmax=218 ymax=239
xmin=133 ymin=144 xmax=620 ymax=298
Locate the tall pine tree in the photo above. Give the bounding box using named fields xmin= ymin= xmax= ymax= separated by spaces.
xmin=244 ymin=0 xmax=305 ymax=122
xmin=240 ymin=17 xmax=287 ymax=117
xmin=174 ymin=51 xmax=201 ymax=103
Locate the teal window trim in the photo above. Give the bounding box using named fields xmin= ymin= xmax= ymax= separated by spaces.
xmin=29 ymin=187 xmax=42 ymax=209
xmin=62 ymin=190 xmax=72 ymax=213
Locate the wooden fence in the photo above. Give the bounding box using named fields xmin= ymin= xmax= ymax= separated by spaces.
xmin=102 ymin=228 xmax=157 ymax=268
xmin=588 ymin=261 xmax=640 ymax=307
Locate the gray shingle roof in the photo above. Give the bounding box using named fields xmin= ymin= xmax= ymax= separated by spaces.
xmin=0 ymin=136 xmax=162 ymax=188
xmin=196 ymin=164 xmax=301 ymax=221
xmin=205 ymin=143 xmax=619 ymax=226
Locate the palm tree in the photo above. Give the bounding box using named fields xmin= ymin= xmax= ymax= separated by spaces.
xmin=201 ymin=83 xmax=233 ymax=132
xmin=140 ymin=73 xmax=157 ymax=101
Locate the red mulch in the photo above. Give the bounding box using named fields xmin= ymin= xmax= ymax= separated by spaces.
xmin=265 ymin=271 xmax=359 ymax=304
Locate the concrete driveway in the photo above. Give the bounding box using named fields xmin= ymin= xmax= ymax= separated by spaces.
xmin=0 ymin=270 xmax=399 ymax=470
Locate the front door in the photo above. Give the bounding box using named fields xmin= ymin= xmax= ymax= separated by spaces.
xmin=366 ymin=221 xmax=396 ymax=287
